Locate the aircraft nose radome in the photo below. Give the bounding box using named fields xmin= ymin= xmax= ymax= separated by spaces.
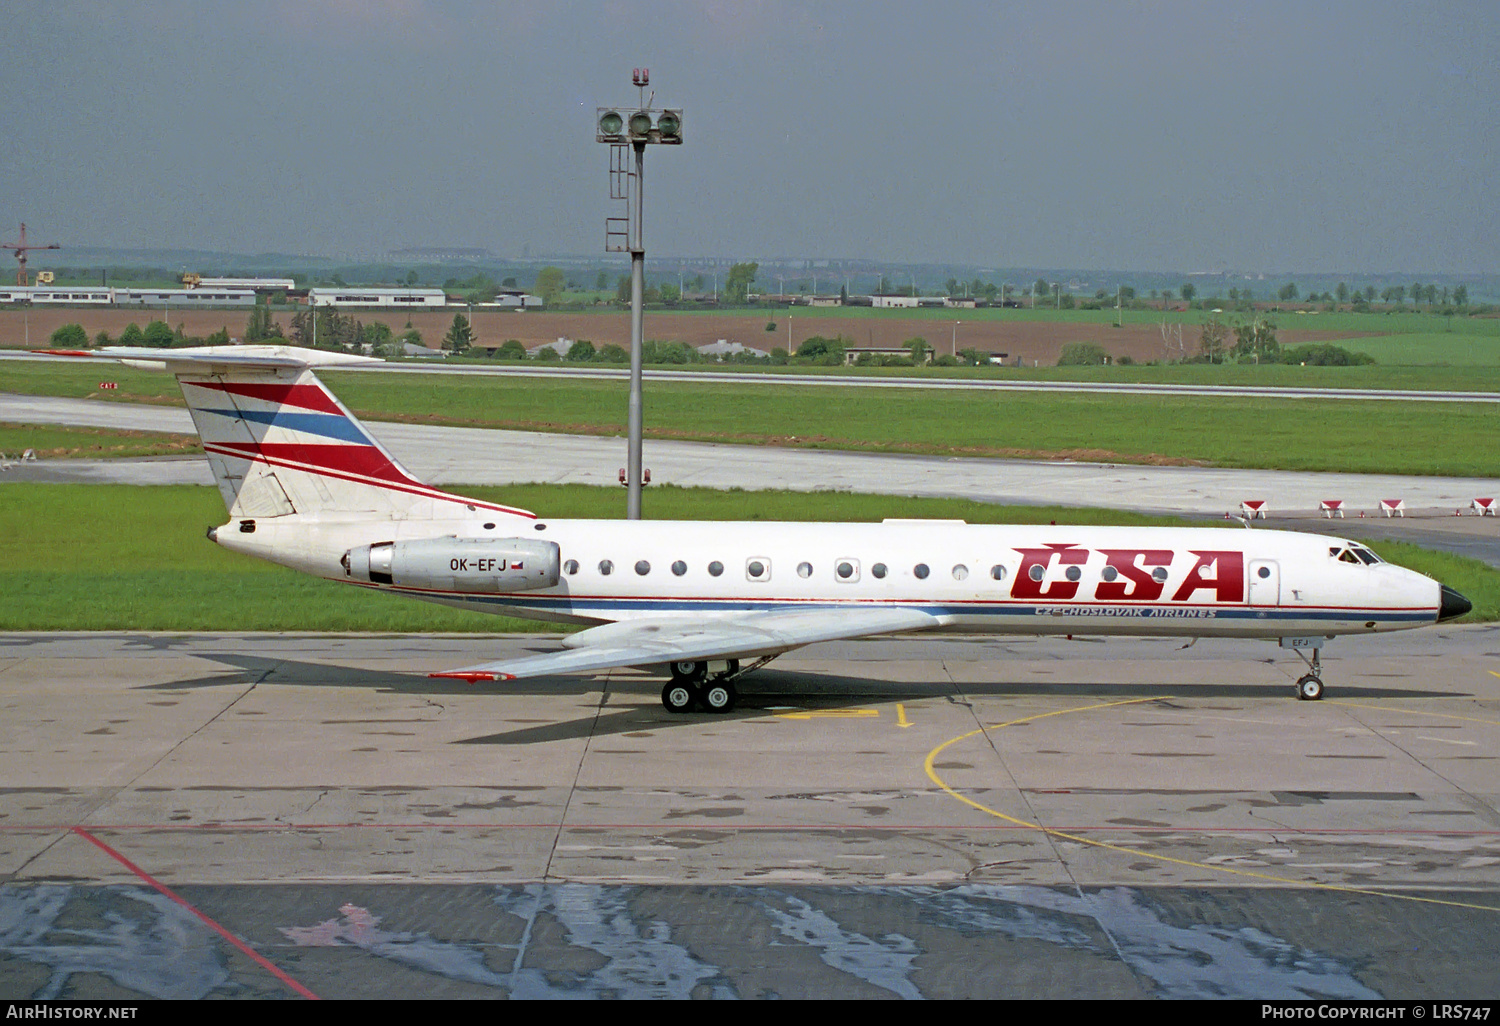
xmin=1438 ymin=584 xmax=1472 ymax=622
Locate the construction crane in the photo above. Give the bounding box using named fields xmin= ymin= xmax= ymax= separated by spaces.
xmin=2 ymin=223 xmax=60 ymax=287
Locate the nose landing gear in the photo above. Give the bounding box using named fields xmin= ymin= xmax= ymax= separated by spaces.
xmin=1287 ymin=642 xmax=1324 ymax=701
xmin=1296 ymin=672 xmax=1324 ymax=701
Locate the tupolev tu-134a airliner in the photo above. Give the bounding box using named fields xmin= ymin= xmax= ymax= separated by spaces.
xmin=46 ymin=345 xmax=1471 ymax=714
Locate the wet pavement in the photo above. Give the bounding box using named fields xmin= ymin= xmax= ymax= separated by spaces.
xmin=6 ymin=882 xmax=1497 ymax=999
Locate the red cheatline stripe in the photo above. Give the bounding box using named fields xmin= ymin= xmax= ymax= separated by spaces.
xmin=212 ymin=441 xmax=420 ymax=485
xmin=184 ymin=380 xmax=344 ymax=415
xmin=202 ymin=443 xmax=536 ymax=517
xmin=70 ymin=827 xmax=320 ymax=1001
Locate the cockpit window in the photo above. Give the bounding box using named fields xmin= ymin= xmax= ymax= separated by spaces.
xmin=1352 ymin=546 xmax=1381 ymax=565
xmin=1338 ymin=548 xmax=1362 ymax=564
xmin=1333 ymin=545 xmax=1383 ymax=566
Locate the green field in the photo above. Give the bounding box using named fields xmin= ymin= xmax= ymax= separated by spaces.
xmin=0 ymin=483 xmax=1494 ymax=630
xmin=4 ymin=359 xmax=1497 ymax=476
xmin=0 ymin=423 xmax=196 ymax=460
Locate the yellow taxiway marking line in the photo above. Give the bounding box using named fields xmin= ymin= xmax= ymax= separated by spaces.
xmin=896 ymin=704 xmax=913 ymax=728
xmin=1328 ymin=701 xmax=1500 ymax=727
xmin=774 ymin=709 xmax=880 ymax=720
xmin=924 ymin=696 xmax=1500 ymax=915
xmin=1490 ymin=671 xmax=1500 ymax=680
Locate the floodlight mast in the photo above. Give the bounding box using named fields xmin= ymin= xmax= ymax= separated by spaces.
xmin=597 ymin=68 xmax=683 ymax=520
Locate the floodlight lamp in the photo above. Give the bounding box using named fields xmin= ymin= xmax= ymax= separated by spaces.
xmin=656 ymin=110 xmax=682 ymax=141
xmin=628 ymin=110 xmax=653 ymax=138
xmin=598 ymin=110 xmax=623 ymax=137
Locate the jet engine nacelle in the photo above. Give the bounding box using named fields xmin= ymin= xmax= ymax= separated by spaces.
xmin=342 ymin=537 xmax=561 ymax=593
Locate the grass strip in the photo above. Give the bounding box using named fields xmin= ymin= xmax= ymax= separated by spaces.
xmin=1 ymin=482 xmax=1492 ymax=630
xmin=0 ymin=424 xmax=198 ymax=460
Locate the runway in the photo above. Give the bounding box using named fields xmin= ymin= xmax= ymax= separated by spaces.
xmin=1 ymin=629 xmax=1497 ymax=998
xmin=9 ymin=350 xmax=1500 ymax=403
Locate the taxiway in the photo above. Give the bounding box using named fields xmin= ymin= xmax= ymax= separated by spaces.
xmin=1 ymin=629 xmax=1497 ymax=998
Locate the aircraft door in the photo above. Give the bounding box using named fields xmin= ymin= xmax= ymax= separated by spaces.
xmin=1248 ymin=560 xmax=1280 ymax=606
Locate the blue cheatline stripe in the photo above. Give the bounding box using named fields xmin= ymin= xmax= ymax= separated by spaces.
xmin=201 ymin=408 xmax=371 ymax=445
xmin=381 ymin=589 xmax=1434 ymax=624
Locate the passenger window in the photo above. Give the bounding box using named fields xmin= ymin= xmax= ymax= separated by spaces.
xmin=797 ymin=562 xmax=813 ymax=578
xmin=598 ymin=560 xmax=614 ymax=576
xmin=1028 ymin=564 xmax=1045 ymax=582
xmin=836 ymin=559 xmax=859 ymax=582
xmin=563 ymin=559 xmax=579 ymax=575
xmin=635 ymin=560 xmax=651 ymax=575
xmin=746 ymin=558 xmax=771 ymax=582
xmin=1064 ymin=566 xmax=1081 ymax=582
xmin=1100 ymin=566 xmax=1118 ymax=582
xmin=671 ymin=560 xmax=687 ymax=576
xmin=871 ymin=563 xmax=888 ymax=579
xmin=990 ymin=565 xmax=1008 ymax=581
xmin=913 ymin=563 xmax=930 ymax=580
xmin=952 ymin=564 xmax=968 ymax=580
xmin=708 ymin=561 xmax=724 ymax=577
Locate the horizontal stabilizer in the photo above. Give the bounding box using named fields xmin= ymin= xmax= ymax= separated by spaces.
xmin=37 ymin=344 xmax=531 ymax=521
xmin=37 ymin=345 xmax=383 ymax=371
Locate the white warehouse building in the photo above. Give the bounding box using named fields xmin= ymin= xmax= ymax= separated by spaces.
xmin=308 ymin=288 xmax=449 ymax=309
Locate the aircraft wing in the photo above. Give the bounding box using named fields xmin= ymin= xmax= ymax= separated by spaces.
xmin=429 ymin=606 xmax=942 ymax=683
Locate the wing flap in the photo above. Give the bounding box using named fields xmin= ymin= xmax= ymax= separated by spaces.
xmin=430 ymin=606 xmax=941 ymax=683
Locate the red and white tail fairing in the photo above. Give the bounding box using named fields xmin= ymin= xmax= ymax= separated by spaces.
xmin=89 ymin=346 xmax=534 ymax=523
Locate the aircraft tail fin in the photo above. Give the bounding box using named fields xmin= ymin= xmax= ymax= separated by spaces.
xmin=54 ymin=346 xmax=534 ymax=522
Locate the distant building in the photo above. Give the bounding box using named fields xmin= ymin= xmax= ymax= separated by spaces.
xmin=842 ymin=345 xmax=931 ymax=366
xmin=308 ymin=287 xmax=447 ymax=308
xmin=385 ymin=246 xmax=498 ymax=263
xmin=113 ymin=288 xmax=255 ymax=308
xmin=527 ymin=339 xmax=573 ymax=358
xmin=697 ymin=340 xmax=768 ymax=360
xmin=489 ymin=290 xmax=544 ymax=310
xmin=0 ymin=286 xmax=253 ymax=308
xmin=0 ymin=286 xmax=112 ymax=305
xmin=194 ymin=277 xmax=296 ymax=293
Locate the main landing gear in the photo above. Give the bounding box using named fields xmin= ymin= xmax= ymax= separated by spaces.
xmin=661 ymin=658 xmax=774 ymax=714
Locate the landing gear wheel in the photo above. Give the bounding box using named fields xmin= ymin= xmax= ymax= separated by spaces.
xmin=670 ymin=660 xmax=707 ymax=686
xmin=662 ymin=682 xmax=695 ymax=714
xmin=700 ymin=680 xmax=737 ymax=714
xmin=1296 ymin=674 xmax=1324 ymax=701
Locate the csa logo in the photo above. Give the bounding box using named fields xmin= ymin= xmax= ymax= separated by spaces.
xmin=1011 ymin=545 xmax=1245 ymax=603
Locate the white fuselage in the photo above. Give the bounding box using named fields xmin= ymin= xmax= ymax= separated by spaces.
xmin=217 ymin=516 xmax=1443 ymax=640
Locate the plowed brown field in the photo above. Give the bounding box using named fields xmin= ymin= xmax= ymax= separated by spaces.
xmin=0 ymin=307 xmax=1366 ymax=365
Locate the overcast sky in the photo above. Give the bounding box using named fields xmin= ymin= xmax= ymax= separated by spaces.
xmin=2 ymin=0 xmax=1494 ymax=273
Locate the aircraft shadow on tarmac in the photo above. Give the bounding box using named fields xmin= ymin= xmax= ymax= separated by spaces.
xmin=139 ymin=653 xmax=1471 ymax=746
